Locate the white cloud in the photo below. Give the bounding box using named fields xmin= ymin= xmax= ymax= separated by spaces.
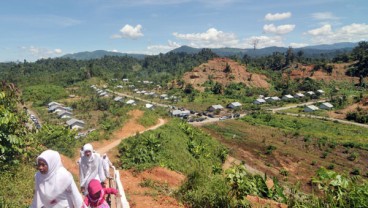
xmin=306 ymin=24 xmax=332 ymax=36
xmin=263 ymin=24 xmax=295 ymax=35
xmin=311 ymin=12 xmax=339 ymax=20
xmin=21 ymin=46 xmax=63 ymax=59
xmin=305 ymin=23 xmax=368 ymax=44
xmin=264 ymin=12 xmax=292 ymax=21
xmin=289 ymin=43 xmax=308 ymax=48
xmin=173 ymin=28 xmax=239 ymax=48
xmin=54 ymin=49 xmax=63 ymax=54
xmin=112 ymin=24 xmax=144 ymax=39
xmin=147 ymin=40 xmax=181 ymax=54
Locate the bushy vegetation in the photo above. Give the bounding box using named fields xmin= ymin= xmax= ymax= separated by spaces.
xmin=33 ymin=124 xmax=78 ymax=157
xmin=302 ymin=168 xmax=368 ymax=207
xmin=0 ymin=165 xmax=35 ymax=207
xmin=118 ymin=120 xmax=290 ymax=207
xmin=346 ymin=107 xmax=368 ymax=124
xmin=137 ymin=109 xmax=160 ymax=127
xmin=22 ymin=84 xmax=68 ymax=107
xmin=119 ymin=119 xmax=226 ymax=174
xmin=0 ymin=82 xmax=40 ymax=170
xmin=242 ymin=111 xmax=368 ymax=150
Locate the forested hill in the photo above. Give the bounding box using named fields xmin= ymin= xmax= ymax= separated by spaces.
xmin=170 ymin=42 xmax=358 ymax=58
xmin=62 ymin=50 xmax=147 ymax=60
xmin=0 ymin=49 xmax=218 ymax=87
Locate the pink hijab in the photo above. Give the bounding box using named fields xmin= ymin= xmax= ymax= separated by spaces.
xmin=87 ymin=179 xmax=105 ymax=205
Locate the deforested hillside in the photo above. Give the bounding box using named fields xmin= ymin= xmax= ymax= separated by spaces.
xmin=183 ymin=57 xmax=270 ymax=92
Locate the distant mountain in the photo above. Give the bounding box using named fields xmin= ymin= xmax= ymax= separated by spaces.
xmin=170 ymin=42 xmax=358 ymax=58
xmin=302 ymin=42 xmax=358 ymax=50
xmin=62 ymin=50 xmax=146 ymax=60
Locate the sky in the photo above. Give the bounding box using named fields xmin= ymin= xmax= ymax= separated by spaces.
xmin=0 ymin=0 xmax=367 ymax=62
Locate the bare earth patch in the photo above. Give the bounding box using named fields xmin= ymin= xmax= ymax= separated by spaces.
xmin=287 ymin=63 xmax=359 ymax=83
xmin=120 ymin=167 xmax=185 ymax=208
xmin=183 ymin=57 xmax=270 ymax=91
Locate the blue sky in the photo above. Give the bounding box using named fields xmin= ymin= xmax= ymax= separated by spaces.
xmin=0 ymin=0 xmax=367 ymax=62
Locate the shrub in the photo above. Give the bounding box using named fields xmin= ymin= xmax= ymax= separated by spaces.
xmin=327 ymin=164 xmax=335 ymax=170
xmin=351 ymin=168 xmax=360 ymax=175
xmin=265 ymin=145 xmax=277 ymax=155
xmin=347 ymin=152 xmax=359 ymax=161
xmin=280 ymin=168 xmax=289 ymax=176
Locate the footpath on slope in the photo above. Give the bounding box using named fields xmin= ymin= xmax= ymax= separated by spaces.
xmin=61 ymin=110 xmax=185 ymax=208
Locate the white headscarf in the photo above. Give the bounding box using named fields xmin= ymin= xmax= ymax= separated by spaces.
xmin=33 ymin=150 xmax=73 ymax=206
xmin=80 ymin=143 xmax=101 ymax=187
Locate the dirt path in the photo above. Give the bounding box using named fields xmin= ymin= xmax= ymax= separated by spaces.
xmin=96 ymin=117 xmax=166 ymax=155
xmin=61 ymin=110 xmax=187 ymax=208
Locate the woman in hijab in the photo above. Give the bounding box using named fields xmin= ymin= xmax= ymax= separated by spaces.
xmin=79 ymin=143 xmax=106 ymax=194
xmin=31 ymin=149 xmax=85 ymax=208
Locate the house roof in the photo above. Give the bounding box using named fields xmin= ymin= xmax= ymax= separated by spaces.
xmin=57 ymin=110 xmax=73 ymax=116
xmin=229 ymin=102 xmax=242 ymax=107
xmin=255 ymin=98 xmax=266 ymax=103
xmin=146 ymin=104 xmax=154 ymax=108
xmin=321 ymin=102 xmax=333 ymax=108
xmin=66 ymin=118 xmax=85 ymax=126
xmin=48 ymin=101 xmax=62 ymax=107
xmin=295 ymin=93 xmax=305 ymax=97
xmin=305 ymin=105 xmax=319 ymax=110
xmin=211 ymin=104 xmax=224 ymax=109
xmin=49 ymin=105 xmax=66 ymax=111
xmin=114 ymin=96 xmax=123 ymax=101
xmin=126 ymin=99 xmax=135 ymax=104
xmin=283 ymin=95 xmax=294 ymax=98
xmin=172 ymin=110 xmax=190 ymax=115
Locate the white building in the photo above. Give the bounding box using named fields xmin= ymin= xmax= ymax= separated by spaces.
xmin=66 ymin=118 xmax=85 ymax=130
xmin=126 ymin=99 xmax=136 ymax=105
xmin=294 ymin=93 xmax=305 ymax=98
xmin=227 ymin=102 xmax=242 ymax=109
xmin=282 ymin=94 xmax=294 ymax=100
xmin=254 ymin=98 xmax=266 ymax=105
xmin=208 ymin=104 xmax=224 ymax=112
xmin=319 ymin=102 xmax=333 ymax=110
xmin=304 ymin=105 xmax=319 ymax=112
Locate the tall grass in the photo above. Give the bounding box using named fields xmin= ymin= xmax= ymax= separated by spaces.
xmin=0 ymin=165 xmax=35 ymax=207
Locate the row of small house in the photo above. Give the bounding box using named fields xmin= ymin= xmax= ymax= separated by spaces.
xmin=254 ymin=90 xmax=325 ymax=105
xmin=304 ymin=102 xmax=334 ymax=112
xmin=48 ymin=102 xmax=85 ymax=130
xmin=91 ymin=85 xmax=156 ymax=109
xmin=171 ymin=102 xmax=242 ymax=117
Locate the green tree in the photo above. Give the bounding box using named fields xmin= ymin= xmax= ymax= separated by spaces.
xmin=347 ymin=41 xmax=368 ymax=86
xmin=285 ymin=46 xmax=295 ymax=66
xmin=224 ymin=63 xmax=232 ymax=73
xmin=212 ymin=82 xmax=223 ymax=94
xmin=0 ymin=82 xmax=38 ymax=170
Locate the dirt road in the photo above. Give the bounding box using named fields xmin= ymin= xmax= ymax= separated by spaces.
xmin=96 ymin=118 xmax=166 ymax=154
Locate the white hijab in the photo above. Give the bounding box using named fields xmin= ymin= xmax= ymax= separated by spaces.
xmin=33 ymin=150 xmax=73 ymax=206
xmin=80 ymin=143 xmax=100 ymax=187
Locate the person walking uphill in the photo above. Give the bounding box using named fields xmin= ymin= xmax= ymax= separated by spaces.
xmin=79 ymin=143 xmax=106 ymax=195
xmin=31 ymin=149 xmax=85 ymax=208
xmin=84 ymin=179 xmax=121 ymax=208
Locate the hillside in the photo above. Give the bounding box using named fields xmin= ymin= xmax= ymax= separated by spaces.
xmin=171 ymin=42 xmax=357 ymax=58
xmin=62 ymin=50 xmax=146 ymax=60
xmin=285 ymin=63 xmax=359 ymax=83
xmin=182 ymin=57 xmax=270 ymax=91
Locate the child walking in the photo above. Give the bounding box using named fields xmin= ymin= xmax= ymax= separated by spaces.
xmin=84 ymin=179 xmax=121 ymax=208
